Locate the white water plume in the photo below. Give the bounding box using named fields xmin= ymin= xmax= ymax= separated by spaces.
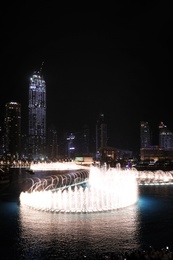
xmin=20 ymin=165 xmax=138 ymax=213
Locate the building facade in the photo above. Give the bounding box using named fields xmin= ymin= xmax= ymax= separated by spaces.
xmin=139 ymin=121 xmax=173 ymax=163
xmin=96 ymin=113 xmax=107 ymax=160
xmin=4 ymin=102 xmax=21 ymax=161
xmin=47 ymin=125 xmax=58 ymax=160
xmin=140 ymin=121 xmax=151 ymax=148
xmin=159 ymin=122 xmax=173 ymax=150
xmin=28 ymin=70 xmax=46 ymax=160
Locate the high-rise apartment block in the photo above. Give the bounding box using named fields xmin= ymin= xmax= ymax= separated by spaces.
xmin=28 ymin=70 xmax=46 ymax=160
xmin=140 ymin=121 xmax=151 ymax=148
xmin=4 ymin=102 xmax=21 ymax=160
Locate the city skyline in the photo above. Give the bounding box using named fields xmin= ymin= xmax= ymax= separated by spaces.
xmin=1 ymin=4 xmax=172 ymax=153
xmin=1 ymin=96 xmax=173 ymax=158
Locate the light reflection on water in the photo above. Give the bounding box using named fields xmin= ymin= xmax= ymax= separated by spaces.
xmin=18 ymin=203 xmax=140 ymax=259
xmin=1 ymin=169 xmax=173 ymax=259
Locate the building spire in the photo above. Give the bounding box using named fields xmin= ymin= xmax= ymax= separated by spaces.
xmin=40 ymin=61 xmax=44 ymax=74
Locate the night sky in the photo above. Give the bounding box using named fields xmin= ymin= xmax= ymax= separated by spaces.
xmin=1 ymin=2 xmax=173 ymax=154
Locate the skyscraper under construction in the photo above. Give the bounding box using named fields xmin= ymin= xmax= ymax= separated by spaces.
xmin=28 ymin=65 xmax=46 ymax=160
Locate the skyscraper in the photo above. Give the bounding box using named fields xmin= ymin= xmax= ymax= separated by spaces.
xmin=140 ymin=121 xmax=151 ymax=148
xmin=28 ymin=67 xmax=46 ymax=160
xmin=96 ymin=113 xmax=107 ymax=159
xmin=47 ymin=125 xmax=58 ymax=160
xmin=4 ymin=102 xmax=21 ymax=160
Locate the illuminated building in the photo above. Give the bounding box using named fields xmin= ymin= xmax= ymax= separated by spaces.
xmin=4 ymin=102 xmax=21 ymax=160
xmin=28 ymin=67 xmax=46 ymax=160
xmin=140 ymin=121 xmax=151 ymax=148
xmin=65 ymin=126 xmax=91 ymax=159
xmin=159 ymin=122 xmax=173 ymax=150
xmin=139 ymin=122 xmax=173 ymax=163
xmin=66 ymin=133 xmax=75 ymax=158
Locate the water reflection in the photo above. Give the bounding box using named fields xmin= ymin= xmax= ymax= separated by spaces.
xmin=18 ymin=203 xmax=140 ymax=259
xmin=2 ymin=167 xmax=173 ymax=259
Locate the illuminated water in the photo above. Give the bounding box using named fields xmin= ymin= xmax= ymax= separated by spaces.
xmin=0 ymin=168 xmax=173 ymax=259
xmin=20 ymin=166 xmax=138 ymax=213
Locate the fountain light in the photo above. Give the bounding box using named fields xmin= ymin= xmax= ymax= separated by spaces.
xmin=20 ymin=164 xmax=138 ymax=214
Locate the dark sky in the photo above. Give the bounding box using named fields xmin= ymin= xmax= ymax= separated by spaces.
xmin=1 ymin=2 xmax=173 ymax=154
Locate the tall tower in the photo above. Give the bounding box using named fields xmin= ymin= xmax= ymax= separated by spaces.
xmin=47 ymin=125 xmax=58 ymax=160
xmin=140 ymin=121 xmax=151 ymax=148
xmin=96 ymin=113 xmax=107 ymax=159
xmin=28 ymin=65 xmax=46 ymax=160
xmin=4 ymin=102 xmax=21 ymax=160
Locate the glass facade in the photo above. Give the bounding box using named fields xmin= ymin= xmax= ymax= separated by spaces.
xmin=28 ymin=71 xmax=46 ymax=160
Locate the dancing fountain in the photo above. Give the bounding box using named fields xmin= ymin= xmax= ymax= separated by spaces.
xmin=20 ymin=163 xmax=138 ymax=213
xmin=135 ymin=169 xmax=173 ymax=185
xmin=20 ymin=161 xmax=173 ymax=214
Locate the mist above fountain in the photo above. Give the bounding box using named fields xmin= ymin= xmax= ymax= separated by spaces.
xmin=20 ymin=165 xmax=138 ymax=213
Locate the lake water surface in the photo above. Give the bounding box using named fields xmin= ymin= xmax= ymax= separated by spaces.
xmin=0 ymin=170 xmax=173 ymax=259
